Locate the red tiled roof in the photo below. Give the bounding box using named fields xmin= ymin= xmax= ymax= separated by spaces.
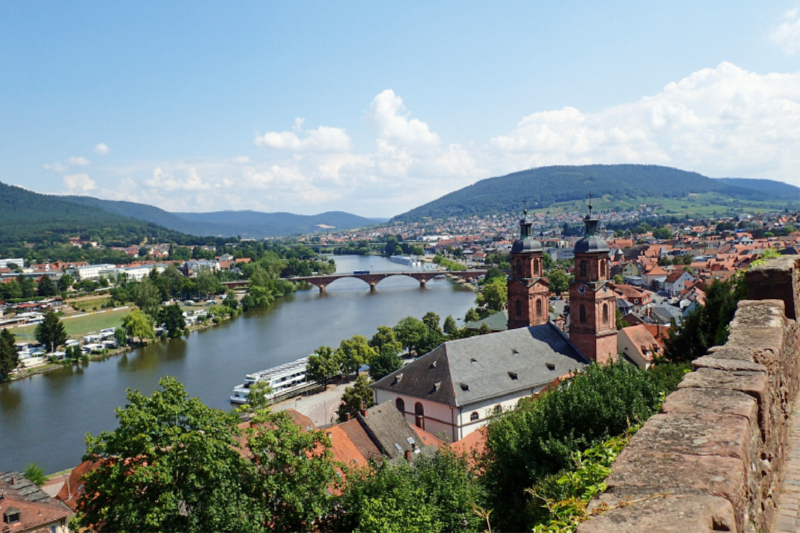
xmin=56 ymin=460 xmax=102 ymax=511
xmin=410 ymin=425 xmax=444 ymax=450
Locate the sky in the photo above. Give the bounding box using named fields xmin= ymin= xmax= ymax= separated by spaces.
xmin=2 ymin=2 xmax=800 ymax=218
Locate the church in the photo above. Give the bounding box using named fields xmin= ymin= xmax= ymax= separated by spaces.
xmin=371 ymin=206 xmax=618 ymax=442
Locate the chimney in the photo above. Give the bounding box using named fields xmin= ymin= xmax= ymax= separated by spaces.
xmin=361 ymin=401 xmax=367 ymax=417
xmin=405 ymin=450 xmax=411 ymax=461
xmin=345 ymin=413 xmax=351 ymax=421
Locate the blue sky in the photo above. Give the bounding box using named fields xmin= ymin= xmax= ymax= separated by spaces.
xmin=2 ymin=2 xmax=800 ymax=216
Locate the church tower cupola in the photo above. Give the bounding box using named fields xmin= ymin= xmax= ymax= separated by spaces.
xmin=507 ymin=206 xmax=549 ymax=330
xmin=568 ymin=195 xmax=617 ymax=363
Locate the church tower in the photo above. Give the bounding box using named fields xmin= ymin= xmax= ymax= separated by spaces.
xmin=507 ymin=208 xmax=550 ymax=329
xmin=568 ymin=201 xmax=617 ymax=363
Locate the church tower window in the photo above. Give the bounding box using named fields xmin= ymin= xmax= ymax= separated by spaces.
xmin=536 ymin=299 xmax=542 ymax=317
xmin=516 ymin=299 xmax=522 ymax=317
xmin=580 ymin=260 xmax=587 ymax=278
xmin=600 ymin=260 xmax=606 ymax=278
xmin=602 ymin=303 xmax=609 ymax=324
xmin=579 ymin=304 xmax=587 ymax=323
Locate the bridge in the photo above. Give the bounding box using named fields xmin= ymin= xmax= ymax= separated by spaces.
xmin=291 ymin=270 xmax=487 ymax=292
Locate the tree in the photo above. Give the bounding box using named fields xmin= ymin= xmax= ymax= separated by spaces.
xmin=337 ymin=374 xmax=375 ymax=422
xmin=478 ymin=323 xmax=492 ymax=335
xmin=195 ymin=271 xmax=222 ymax=298
xmin=653 ymin=226 xmax=672 ymax=240
xmin=159 ymin=304 xmax=186 ymax=338
xmin=133 ymin=278 xmax=161 ymax=316
xmin=74 ymin=377 xmax=258 ymax=533
xmin=37 ymin=275 xmax=57 ymax=297
xmin=244 ymin=409 xmax=340 ymax=532
xmin=242 ymin=381 xmax=273 ymax=413
xmin=332 ymin=448 xmax=486 ymax=533
xmin=443 ymin=315 xmax=458 ymax=336
xmin=615 ymin=309 xmax=628 ymax=329
xmin=369 ymin=326 xmax=402 ymax=355
xmin=477 ymin=280 xmax=507 ymax=312
xmin=20 ymin=276 xmax=35 ymax=298
xmin=336 ymin=335 xmax=376 ymax=377
xmin=58 ymin=273 xmax=74 ymax=292
xmin=422 ymin=311 xmax=441 ymax=333
xmin=35 ymin=311 xmax=68 ymax=353
xmin=306 ymin=346 xmax=341 ymax=389
xmin=114 ymin=327 xmax=128 ymax=347
xmin=393 ymin=317 xmax=428 ymax=355
xmin=547 ymin=269 xmax=570 ymax=296
xmin=122 ymin=310 xmax=156 ymax=342
xmin=0 ymin=328 xmax=20 ymax=382
xmin=464 ymin=308 xmax=481 ymax=322
xmin=612 ymin=274 xmax=624 ymax=284
xmin=23 ymin=463 xmax=47 ymax=485
xmin=368 ymin=345 xmax=403 ymax=381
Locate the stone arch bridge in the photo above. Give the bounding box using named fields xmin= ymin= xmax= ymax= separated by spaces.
xmin=291 ymin=270 xmax=486 ymax=292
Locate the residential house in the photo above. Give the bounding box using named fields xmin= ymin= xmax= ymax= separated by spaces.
xmin=617 ymin=324 xmax=664 ymax=368
xmin=0 ymin=472 xmax=73 ymax=533
xmin=663 ymin=269 xmax=695 ymax=297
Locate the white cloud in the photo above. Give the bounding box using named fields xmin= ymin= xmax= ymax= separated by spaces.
xmin=63 ymin=174 xmax=96 ymax=193
xmin=81 ymin=64 xmax=800 ymax=215
xmin=43 ymin=162 xmax=69 ymax=173
xmin=367 ymin=89 xmax=441 ymax=149
xmin=94 ymin=143 xmax=110 ymax=155
xmin=65 ymin=156 xmax=91 ymax=166
xmin=254 ymin=122 xmax=352 ymax=152
xmin=772 ymin=9 xmax=800 ymax=55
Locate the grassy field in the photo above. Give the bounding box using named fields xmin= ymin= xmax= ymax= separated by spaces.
xmin=12 ymin=308 xmax=131 ymax=342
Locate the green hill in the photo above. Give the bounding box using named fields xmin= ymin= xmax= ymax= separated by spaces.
xmin=60 ymin=196 xmax=379 ymax=238
xmin=392 ymin=165 xmax=799 ymax=221
xmin=0 ymin=182 xmax=193 ymax=245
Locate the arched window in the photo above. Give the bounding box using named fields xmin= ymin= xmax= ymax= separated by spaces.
xmin=536 ymin=298 xmax=542 ymax=317
xmin=396 ymin=397 xmax=405 ymax=413
xmin=579 ymin=304 xmax=587 ymax=323
xmin=534 ymin=259 xmax=540 ymax=276
xmin=516 ymin=260 xmax=522 ymax=277
xmin=600 ymin=260 xmax=606 ymax=278
xmin=493 ymin=405 xmax=502 ymax=415
xmin=470 ymin=411 xmax=479 ymax=422
xmin=415 ymin=402 xmax=425 ymax=429
xmin=516 ymin=299 xmax=522 ymax=316
xmin=602 ymin=303 xmax=609 ymax=324
xmin=580 ymin=260 xmax=587 ymax=278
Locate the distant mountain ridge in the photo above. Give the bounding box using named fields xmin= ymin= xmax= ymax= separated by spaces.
xmin=59 ymin=196 xmax=378 ymax=238
xmin=392 ymin=164 xmax=799 ymax=221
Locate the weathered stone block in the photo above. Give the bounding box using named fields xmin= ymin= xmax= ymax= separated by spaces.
xmin=745 ymin=257 xmax=799 ymax=319
xmin=578 ymin=494 xmax=736 ymax=533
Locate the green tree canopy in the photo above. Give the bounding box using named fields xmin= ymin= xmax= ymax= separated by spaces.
xmin=35 ymin=311 xmax=68 ymax=352
xmin=369 ymin=326 xmax=402 ymax=355
xmin=476 ymin=279 xmax=507 ymax=312
xmin=158 ymin=304 xmax=186 ymax=338
xmin=368 ymin=345 xmax=403 ymax=381
xmin=393 ymin=316 xmax=428 ymax=355
xmin=443 ymin=315 xmax=458 ymax=336
xmin=336 ymin=335 xmax=376 ymax=377
xmin=75 ymin=377 xmax=258 ymax=533
xmin=133 ymin=278 xmax=161 ymax=317
xmin=122 ymin=310 xmax=156 ymax=342
xmin=0 ymin=328 xmax=20 ymax=382
xmin=37 ymin=275 xmax=57 ymax=297
xmin=547 ymin=269 xmax=570 ymax=296
xmin=337 ymin=374 xmax=375 ymax=422
xmin=306 ymin=346 xmax=341 ymax=389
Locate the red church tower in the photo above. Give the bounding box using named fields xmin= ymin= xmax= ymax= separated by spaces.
xmin=507 ymin=208 xmax=550 ymax=329
xmin=568 ymin=201 xmax=617 ymax=363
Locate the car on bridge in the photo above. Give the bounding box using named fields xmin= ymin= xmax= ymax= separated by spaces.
xmin=353 ymin=270 xmax=370 ymax=275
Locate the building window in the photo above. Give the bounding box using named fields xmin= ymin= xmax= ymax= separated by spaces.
xmin=516 ymin=299 xmax=522 ymax=316
xmin=516 ymin=260 xmax=522 ymax=277
xmin=580 ymin=260 xmax=587 ymax=278
xmin=396 ymin=397 xmax=405 ymax=413
xmin=493 ymin=405 xmax=502 ymax=415
xmin=602 ymin=303 xmax=609 ymax=324
xmin=470 ymin=411 xmax=479 ymax=422
xmin=534 ymin=259 xmax=540 ymax=276
xmin=536 ymin=298 xmax=542 ymax=317
xmin=579 ymin=304 xmax=587 ymax=323
xmin=415 ymin=402 xmax=425 ymax=429
xmin=600 ymin=260 xmax=606 ymax=278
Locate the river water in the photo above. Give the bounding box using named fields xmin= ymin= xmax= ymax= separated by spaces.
xmin=0 ymin=256 xmax=476 ymax=473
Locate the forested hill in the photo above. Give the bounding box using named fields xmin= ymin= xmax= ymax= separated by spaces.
xmin=60 ymin=196 xmax=379 ymax=238
xmin=392 ymin=165 xmax=799 ymax=221
xmin=0 ymin=181 xmax=192 ymax=246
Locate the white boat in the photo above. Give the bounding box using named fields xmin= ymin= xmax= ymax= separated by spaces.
xmin=230 ymin=357 xmax=314 ymax=404
xmin=389 ymin=255 xmax=420 ymax=267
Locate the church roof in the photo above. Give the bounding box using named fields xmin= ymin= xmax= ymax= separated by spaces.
xmin=372 ymin=323 xmax=588 ymax=407
xmin=465 ymin=309 xmax=508 ymax=332
xmin=511 ymin=237 xmax=543 ymax=254
xmin=575 ymin=235 xmax=610 ymax=253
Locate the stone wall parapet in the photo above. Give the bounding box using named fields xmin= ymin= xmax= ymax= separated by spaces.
xmin=578 ymin=257 xmax=800 ymax=533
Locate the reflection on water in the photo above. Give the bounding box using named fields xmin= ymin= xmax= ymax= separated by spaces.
xmin=0 ymin=256 xmax=477 ymax=473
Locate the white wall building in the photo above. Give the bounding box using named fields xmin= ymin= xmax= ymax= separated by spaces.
xmin=69 ymin=264 xmax=116 ymax=280
xmin=372 ymin=324 xmax=588 ymax=443
xmin=0 ymin=258 xmax=25 ymax=269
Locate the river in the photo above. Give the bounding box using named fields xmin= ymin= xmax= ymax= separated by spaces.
xmin=0 ymin=256 xmax=477 ymax=473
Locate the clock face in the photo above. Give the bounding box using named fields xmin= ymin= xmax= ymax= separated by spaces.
xmin=578 ymin=285 xmax=586 ymax=294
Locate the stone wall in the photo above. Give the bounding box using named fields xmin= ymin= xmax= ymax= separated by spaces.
xmin=578 ymin=257 xmax=800 ymax=533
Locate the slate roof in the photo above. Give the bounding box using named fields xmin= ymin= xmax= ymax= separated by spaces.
xmin=465 ymin=309 xmax=508 ymax=331
xmin=358 ymin=402 xmax=429 ymax=460
xmin=338 ymin=418 xmax=382 ymax=462
xmin=0 ymin=472 xmax=52 ymax=503
xmin=372 ymin=323 xmax=588 ymax=408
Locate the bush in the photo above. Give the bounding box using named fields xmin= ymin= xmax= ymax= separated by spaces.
xmin=482 ymin=362 xmax=686 ymax=532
